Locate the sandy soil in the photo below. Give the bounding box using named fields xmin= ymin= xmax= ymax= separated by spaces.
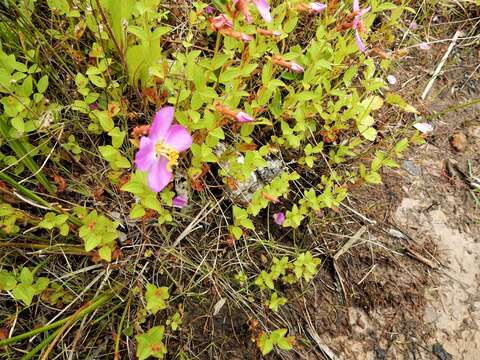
xmin=318 ymin=28 xmax=480 ymax=360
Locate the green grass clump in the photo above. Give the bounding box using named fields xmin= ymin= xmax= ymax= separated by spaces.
xmin=0 ymin=0 xmax=441 ymax=358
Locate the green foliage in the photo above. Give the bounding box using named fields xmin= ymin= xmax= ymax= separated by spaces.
xmin=257 ymin=328 xmax=295 ymax=355
xmin=121 ymin=171 xmax=175 ymax=224
xmin=78 ymin=210 xmax=119 ymax=262
xmin=254 ymin=252 xmax=320 ymax=290
xmin=0 ymin=268 xmax=49 ymax=306
xmin=136 ymin=326 xmax=168 ymax=360
xmin=293 ymin=252 xmax=321 ymax=282
xmin=166 ymin=312 xmax=182 ymax=331
xmin=38 ymin=212 xmax=69 ymax=236
xmin=0 ymin=202 xmax=25 ymax=234
xmin=145 ymin=283 xmax=169 ymax=315
xmin=230 ymin=205 xmax=255 ymax=240
xmin=268 ymin=292 xmax=287 ymax=312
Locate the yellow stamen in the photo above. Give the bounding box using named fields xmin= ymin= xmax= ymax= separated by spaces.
xmin=155 ymin=142 xmax=179 ymax=171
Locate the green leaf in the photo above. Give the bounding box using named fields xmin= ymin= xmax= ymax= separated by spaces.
xmin=12 ymin=283 xmax=36 ymax=306
xmin=293 ymin=252 xmax=320 ymax=282
xmin=145 ymin=283 xmax=169 ymax=315
xmin=11 ymin=117 xmax=25 ymax=133
xmin=360 ymin=127 xmax=377 ymax=141
xmin=88 ymin=74 xmax=107 ymax=88
xmin=19 ymin=267 xmax=33 ymax=286
xmin=364 ymin=171 xmax=382 ymax=184
xmin=258 ymin=333 xmax=274 ymax=355
xmin=0 ymin=271 xmax=17 ymax=291
xmin=95 ymin=111 xmax=114 ymax=132
xmin=230 ymin=226 xmax=243 ymax=240
xmin=108 ymin=127 xmax=126 ymax=148
xmin=136 ymin=326 xmax=167 ymax=360
xmin=394 ymin=138 xmax=409 ymax=156
xmin=98 ymin=246 xmax=112 ymax=262
xmin=268 ymin=292 xmax=287 ymax=312
xmin=130 ymin=204 xmax=146 ymax=219
xmin=37 ymin=75 xmax=49 ymax=93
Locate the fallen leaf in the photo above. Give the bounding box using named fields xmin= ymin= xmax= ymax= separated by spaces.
xmin=53 ymin=174 xmax=67 ymax=193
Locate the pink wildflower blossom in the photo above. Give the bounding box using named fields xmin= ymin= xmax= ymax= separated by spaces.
xmin=272 ymin=55 xmax=304 ymax=73
xmin=135 ymin=107 xmax=192 ymax=193
xmin=236 ymin=111 xmax=255 ymax=123
xmin=352 ymin=0 xmax=371 ymax=53
xmin=296 ymin=2 xmax=327 ymax=13
xmin=215 ymin=102 xmax=255 ymax=123
xmin=172 ymin=196 xmax=188 ymax=208
xmin=234 ymin=0 xmax=272 ymax=23
xmin=209 ymin=14 xmax=233 ymax=31
xmin=273 ymin=212 xmax=285 ymax=225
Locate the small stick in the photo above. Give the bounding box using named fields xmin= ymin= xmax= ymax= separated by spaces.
xmin=421 ymin=30 xmax=463 ymax=100
xmin=334 ymin=226 xmax=367 ymax=261
xmin=405 ymin=247 xmax=438 ymax=269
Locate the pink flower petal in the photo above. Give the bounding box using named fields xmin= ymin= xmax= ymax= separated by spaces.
xmin=164 ymin=124 xmax=193 ymax=152
xmin=290 ymin=62 xmax=304 ymax=73
xmin=149 ymin=107 xmax=174 ymax=142
xmin=135 ymin=137 xmax=156 ymax=171
xmin=353 ymin=0 xmax=360 ymax=12
xmin=354 ymin=30 xmax=366 ymax=52
xmin=147 ymin=156 xmax=173 ymax=193
xmin=172 ymin=196 xmax=188 ymax=208
xmin=310 ymin=2 xmax=327 ymax=13
xmin=359 ymin=6 xmax=370 ymax=16
xmin=273 ymin=212 xmax=285 ymax=225
xmin=252 ymin=0 xmax=272 ymax=22
xmin=236 ymin=111 xmax=254 ymax=123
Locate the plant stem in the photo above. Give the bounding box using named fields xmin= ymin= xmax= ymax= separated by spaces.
xmin=114 ymin=295 xmax=132 ymax=360
xmin=0 ymin=172 xmax=81 ymax=226
xmin=0 ymin=293 xmax=112 ymax=347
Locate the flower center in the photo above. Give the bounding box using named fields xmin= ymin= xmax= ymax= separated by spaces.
xmin=155 ymin=142 xmax=179 ymax=171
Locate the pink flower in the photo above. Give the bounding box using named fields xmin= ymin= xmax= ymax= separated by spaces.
xmin=252 ymin=0 xmax=272 ymax=22
xmin=273 ymin=212 xmax=285 ymax=225
xmin=234 ymin=0 xmax=272 ymax=23
xmin=352 ymin=0 xmax=370 ymax=53
xmin=172 ymin=196 xmax=188 ymax=208
xmin=309 ymin=2 xmax=327 ymax=13
xmin=215 ymin=102 xmax=255 ymax=122
xmin=205 ymin=5 xmax=215 ymax=14
xmin=209 ymin=14 xmax=233 ymax=31
xmin=135 ymin=107 xmax=192 ymax=193
xmin=272 ymin=55 xmax=304 ymax=73
xmin=257 ymin=29 xmax=282 ymax=37
xmin=219 ymin=28 xmax=253 ymax=42
xmin=296 ymin=2 xmax=326 ymax=13
xmin=236 ymin=111 xmax=254 ymax=123
xmin=290 ymin=62 xmax=304 ymax=73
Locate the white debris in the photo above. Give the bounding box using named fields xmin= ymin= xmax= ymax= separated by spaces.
xmin=413 ymin=122 xmax=434 ymax=134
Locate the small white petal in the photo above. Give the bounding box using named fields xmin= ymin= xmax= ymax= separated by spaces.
xmin=413 ymin=122 xmax=434 ymax=134
xmin=387 ymin=75 xmax=397 ymax=85
xmin=419 ymin=42 xmax=430 ymax=50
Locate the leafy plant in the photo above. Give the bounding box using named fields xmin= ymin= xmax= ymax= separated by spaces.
xmin=145 ymin=283 xmax=169 ymax=315
xmin=136 ymin=326 xmax=168 ymax=360
xmin=0 ymin=268 xmax=49 ymax=306
xmin=257 ymin=328 xmax=295 ymax=355
xmin=78 ymin=210 xmax=119 ymax=261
